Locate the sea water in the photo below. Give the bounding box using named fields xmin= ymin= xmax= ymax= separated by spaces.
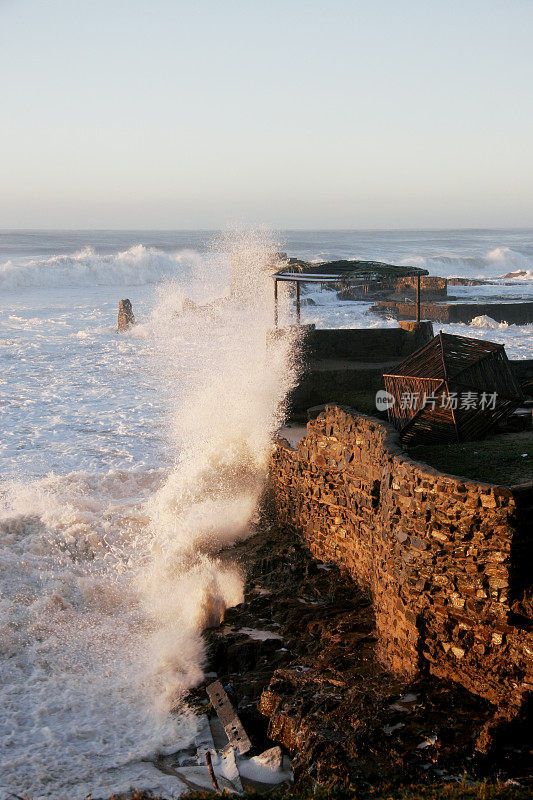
xmin=0 ymin=229 xmax=532 ymax=799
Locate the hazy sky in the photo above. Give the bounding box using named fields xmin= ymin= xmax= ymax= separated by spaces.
xmin=1 ymin=0 xmax=532 ymax=229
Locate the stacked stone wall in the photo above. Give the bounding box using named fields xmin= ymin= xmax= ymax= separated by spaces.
xmin=270 ymin=406 xmax=533 ymax=713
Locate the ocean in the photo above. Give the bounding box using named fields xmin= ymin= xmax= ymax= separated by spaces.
xmin=0 ymin=229 xmax=532 ymax=799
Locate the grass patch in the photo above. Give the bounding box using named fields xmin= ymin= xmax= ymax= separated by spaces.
xmin=121 ymin=780 xmax=533 ymax=799
xmin=410 ymin=431 xmax=533 ymax=486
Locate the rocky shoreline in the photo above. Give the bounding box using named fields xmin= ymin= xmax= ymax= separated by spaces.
xmin=185 ymin=497 xmax=533 ymax=794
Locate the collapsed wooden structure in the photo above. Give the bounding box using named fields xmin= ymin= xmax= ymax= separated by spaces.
xmin=383 ymin=332 xmax=523 ymax=446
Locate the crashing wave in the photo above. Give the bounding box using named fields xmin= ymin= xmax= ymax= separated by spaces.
xmin=0 ymin=244 xmax=204 ymax=289
xmin=400 ymin=245 xmax=533 ymax=281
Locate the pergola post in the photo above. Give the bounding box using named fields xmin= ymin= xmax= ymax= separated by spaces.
xmin=295 ymin=280 xmax=301 ymax=324
xmin=274 ymin=278 xmax=278 ymax=328
xmin=416 ymin=274 xmax=421 ymax=323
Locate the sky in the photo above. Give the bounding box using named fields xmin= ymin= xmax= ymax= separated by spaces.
xmin=1 ymin=0 xmax=532 ymax=229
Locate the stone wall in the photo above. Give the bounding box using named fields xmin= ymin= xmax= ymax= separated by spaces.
xmin=270 ymin=406 xmax=533 ymax=716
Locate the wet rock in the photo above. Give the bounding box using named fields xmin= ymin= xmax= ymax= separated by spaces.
xmin=117 ymin=298 xmax=135 ymax=330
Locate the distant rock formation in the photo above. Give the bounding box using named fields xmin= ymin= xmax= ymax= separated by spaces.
xmin=447 ymin=277 xmax=489 ymax=286
xmin=117 ymin=299 xmax=135 ymax=330
xmin=501 ymin=270 xmax=529 ymax=279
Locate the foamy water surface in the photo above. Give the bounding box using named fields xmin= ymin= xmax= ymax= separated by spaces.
xmin=0 ymin=229 xmax=531 ymax=799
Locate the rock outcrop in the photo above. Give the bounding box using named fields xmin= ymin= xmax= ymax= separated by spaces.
xmin=117 ymin=298 xmax=135 ymax=330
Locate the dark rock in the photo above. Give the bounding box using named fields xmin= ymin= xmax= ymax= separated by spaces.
xmin=185 ymin=507 xmax=533 ymax=791
xmin=117 ymin=298 xmax=135 ymax=330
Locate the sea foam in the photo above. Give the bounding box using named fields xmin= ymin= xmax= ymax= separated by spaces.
xmin=139 ymin=229 xmax=299 ymax=709
xmin=0 ymin=230 xmax=299 ymax=798
xmin=1 ymin=228 xmax=531 ymax=797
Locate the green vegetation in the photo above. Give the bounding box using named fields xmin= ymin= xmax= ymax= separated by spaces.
xmin=277 ymin=258 xmax=428 ymax=281
xmin=411 ymin=431 xmax=533 ymax=486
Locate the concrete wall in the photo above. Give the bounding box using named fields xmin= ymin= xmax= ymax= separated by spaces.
xmin=511 ymin=359 xmax=533 ymax=397
xmin=288 ymin=324 xmax=434 ymax=418
xmin=302 ymin=325 xmax=432 ymax=362
xmin=270 ymin=407 xmax=533 ymax=715
xmin=372 ymin=301 xmax=533 ymax=324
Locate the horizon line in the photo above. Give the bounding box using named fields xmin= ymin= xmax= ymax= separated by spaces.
xmin=2 ymin=226 xmax=533 ymax=234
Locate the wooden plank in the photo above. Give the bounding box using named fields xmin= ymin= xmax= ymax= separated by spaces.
xmin=207 ymin=681 xmax=252 ymax=755
xmin=273 ymin=274 xmax=341 ymax=282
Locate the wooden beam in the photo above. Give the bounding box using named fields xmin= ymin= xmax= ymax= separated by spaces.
xmin=207 ymin=681 xmax=252 ymax=755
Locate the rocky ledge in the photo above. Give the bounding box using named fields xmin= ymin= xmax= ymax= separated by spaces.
xmin=186 ymin=500 xmax=533 ymax=793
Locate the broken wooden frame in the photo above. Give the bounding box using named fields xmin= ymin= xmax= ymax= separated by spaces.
xmin=207 ymin=680 xmax=252 ymax=755
xmin=383 ymin=332 xmax=523 ymax=446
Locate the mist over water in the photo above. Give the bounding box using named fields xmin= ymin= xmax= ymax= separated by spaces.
xmin=139 ymin=230 xmax=299 ymax=709
xmin=0 ymin=231 xmax=298 ymax=799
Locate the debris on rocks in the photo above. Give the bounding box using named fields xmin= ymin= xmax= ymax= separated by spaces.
xmin=155 ymin=680 xmax=291 ymax=796
xmin=207 ymin=680 xmax=252 ymax=755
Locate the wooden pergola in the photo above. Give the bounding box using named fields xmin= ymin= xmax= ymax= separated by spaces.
xmin=273 ymin=272 xmax=342 ymax=326
xmin=272 ymin=260 xmax=429 ymax=327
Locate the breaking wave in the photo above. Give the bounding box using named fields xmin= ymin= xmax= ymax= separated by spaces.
xmin=3 ymin=238 xmax=533 ymax=291
xmin=400 ymin=246 xmax=533 ymax=280
xmin=0 ymin=244 xmax=204 ymax=289
xmin=0 ymin=229 xmax=299 ymax=798
xmin=138 ymin=229 xmax=299 ymax=708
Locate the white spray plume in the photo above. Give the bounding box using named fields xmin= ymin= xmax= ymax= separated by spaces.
xmin=140 ymin=229 xmax=299 ymax=709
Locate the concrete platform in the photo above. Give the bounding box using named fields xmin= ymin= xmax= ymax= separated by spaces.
xmin=371 ymin=300 xmax=533 ymax=324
